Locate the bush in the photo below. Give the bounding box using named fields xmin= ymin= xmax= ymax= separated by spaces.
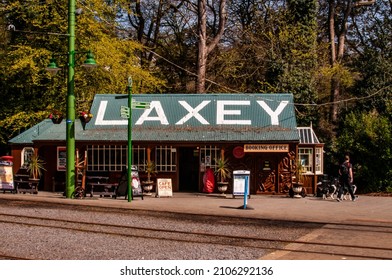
xmin=336 ymin=111 xmax=392 ymax=193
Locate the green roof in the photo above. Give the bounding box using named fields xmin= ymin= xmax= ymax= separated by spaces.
xmin=8 ymin=119 xmax=53 ymax=145
xmin=10 ymin=93 xmax=300 ymax=144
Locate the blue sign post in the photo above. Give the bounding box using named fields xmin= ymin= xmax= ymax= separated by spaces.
xmin=243 ymin=175 xmax=249 ymax=209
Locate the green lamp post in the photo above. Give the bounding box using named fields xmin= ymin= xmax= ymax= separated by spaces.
xmin=46 ymin=0 xmax=96 ymax=198
xmin=66 ymin=0 xmax=77 ymax=199
xmin=65 ymin=1 xmax=98 ymax=198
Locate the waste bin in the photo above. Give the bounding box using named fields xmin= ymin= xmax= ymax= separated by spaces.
xmin=232 ymin=170 xmax=250 ymax=198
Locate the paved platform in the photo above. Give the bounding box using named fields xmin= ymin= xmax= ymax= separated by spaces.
xmin=1 ymin=191 xmax=391 ymax=226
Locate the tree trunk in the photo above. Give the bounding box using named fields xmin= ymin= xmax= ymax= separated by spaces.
xmin=196 ymin=0 xmax=227 ymax=93
xmin=197 ymin=0 xmax=208 ymax=93
xmin=328 ymin=0 xmax=351 ymax=123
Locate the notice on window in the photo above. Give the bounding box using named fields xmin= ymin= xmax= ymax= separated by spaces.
xmin=156 ymin=178 xmax=173 ymax=198
xmin=57 ymin=147 xmax=66 ymax=171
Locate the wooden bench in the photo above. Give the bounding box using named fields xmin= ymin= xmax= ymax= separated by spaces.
xmin=15 ymin=178 xmax=39 ymax=194
xmin=85 ymin=175 xmax=117 ymax=198
xmin=87 ymin=183 xmax=117 ymax=198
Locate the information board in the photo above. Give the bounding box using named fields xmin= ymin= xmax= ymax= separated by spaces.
xmin=156 ymin=178 xmax=173 ymax=197
xmin=232 ymin=170 xmax=250 ymax=198
xmin=233 ymin=176 xmax=247 ymax=195
xmin=57 ymin=147 xmax=66 ymax=171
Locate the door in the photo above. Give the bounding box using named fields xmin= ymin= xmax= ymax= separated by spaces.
xmin=179 ymin=147 xmax=200 ymax=192
xmin=256 ymin=156 xmax=278 ymax=194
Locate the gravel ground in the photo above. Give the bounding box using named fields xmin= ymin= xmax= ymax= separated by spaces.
xmin=0 ymin=200 xmax=318 ymax=260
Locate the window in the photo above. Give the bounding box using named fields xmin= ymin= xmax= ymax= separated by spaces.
xmin=315 ymin=147 xmax=323 ymax=174
xmin=21 ymin=147 xmax=35 ymax=167
xmin=133 ymin=146 xmax=146 ymax=172
xmin=200 ymin=146 xmax=220 ymax=171
xmin=298 ymin=148 xmax=313 ymax=173
xmin=155 ymin=146 xmax=177 ymax=172
xmin=87 ymin=145 xmax=146 ymax=172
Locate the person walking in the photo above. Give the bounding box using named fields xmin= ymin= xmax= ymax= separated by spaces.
xmin=337 ymin=155 xmax=357 ymax=202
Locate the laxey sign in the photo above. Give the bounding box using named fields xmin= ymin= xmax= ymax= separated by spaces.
xmin=92 ymin=93 xmax=297 ymax=129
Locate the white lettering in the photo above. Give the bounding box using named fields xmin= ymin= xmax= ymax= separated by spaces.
xmin=135 ymin=101 xmax=169 ymax=125
xmin=96 ymin=101 xmax=128 ymax=125
xmin=176 ymin=101 xmax=210 ymax=125
xmin=257 ymin=100 xmax=288 ymax=125
xmin=216 ymin=100 xmax=251 ymax=125
xmin=95 ymin=98 xmax=290 ymax=127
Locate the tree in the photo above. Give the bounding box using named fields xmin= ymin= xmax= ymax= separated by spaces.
xmin=349 ymin=0 xmax=392 ymax=115
xmin=275 ymin=0 xmax=319 ymax=125
xmin=325 ymin=0 xmax=376 ymax=123
xmin=196 ymin=0 xmax=227 ymax=93
xmin=337 ymin=110 xmax=392 ymax=192
xmin=0 ymin=0 xmax=165 ymax=147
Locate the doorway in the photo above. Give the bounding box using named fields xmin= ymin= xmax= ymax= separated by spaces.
xmin=179 ymin=147 xmax=200 ymax=192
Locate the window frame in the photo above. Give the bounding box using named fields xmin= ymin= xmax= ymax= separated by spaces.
xmin=298 ymin=147 xmax=313 ymax=174
xmin=87 ymin=145 xmax=146 ymax=172
xmin=154 ymin=146 xmax=177 ymax=172
xmin=21 ymin=147 xmax=35 ymax=167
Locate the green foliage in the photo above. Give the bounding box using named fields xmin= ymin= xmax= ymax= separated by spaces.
xmin=214 ymin=158 xmax=231 ymax=183
xmin=319 ymin=63 xmax=357 ymax=88
xmin=144 ymin=161 xmax=157 ymax=182
xmin=0 ymin=0 xmax=166 ymax=146
xmin=0 ymin=111 xmax=48 ymax=145
xmin=337 ymin=111 xmax=392 ymax=192
xmin=27 ymin=154 xmax=46 ymax=179
xmin=287 ymin=0 xmax=317 ymax=24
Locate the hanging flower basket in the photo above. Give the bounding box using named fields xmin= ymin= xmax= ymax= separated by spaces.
xmin=79 ymin=111 xmax=93 ymax=123
xmin=49 ymin=111 xmax=63 ymax=124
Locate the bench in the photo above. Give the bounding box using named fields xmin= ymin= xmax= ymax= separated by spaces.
xmin=87 ymin=182 xmax=117 ymax=198
xmin=15 ymin=178 xmax=39 ymax=194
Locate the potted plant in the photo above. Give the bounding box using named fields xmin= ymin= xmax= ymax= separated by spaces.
xmin=292 ymin=161 xmax=307 ymax=198
xmin=26 ymin=154 xmax=46 ymax=194
xmin=142 ymin=161 xmax=157 ymax=194
xmin=214 ymin=157 xmax=231 ymax=194
xmin=27 ymin=154 xmax=46 ymax=180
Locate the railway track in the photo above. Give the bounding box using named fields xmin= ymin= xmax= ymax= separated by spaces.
xmin=0 ymin=211 xmax=391 ymax=260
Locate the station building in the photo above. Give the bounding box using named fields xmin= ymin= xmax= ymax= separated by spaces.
xmin=8 ymin=93 xmax=324 ymax=195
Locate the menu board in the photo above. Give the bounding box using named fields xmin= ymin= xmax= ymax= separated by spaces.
xmin=156 ymin=178 xmax=173 ymax=197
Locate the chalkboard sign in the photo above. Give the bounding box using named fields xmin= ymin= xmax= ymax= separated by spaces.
xmin=156 ymin=178 xmax=173 ymax=197
xmin=116 ymin=165 xmax=143 ymax=199
xmin=131 ymin=166 xmax=143 ymax=198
